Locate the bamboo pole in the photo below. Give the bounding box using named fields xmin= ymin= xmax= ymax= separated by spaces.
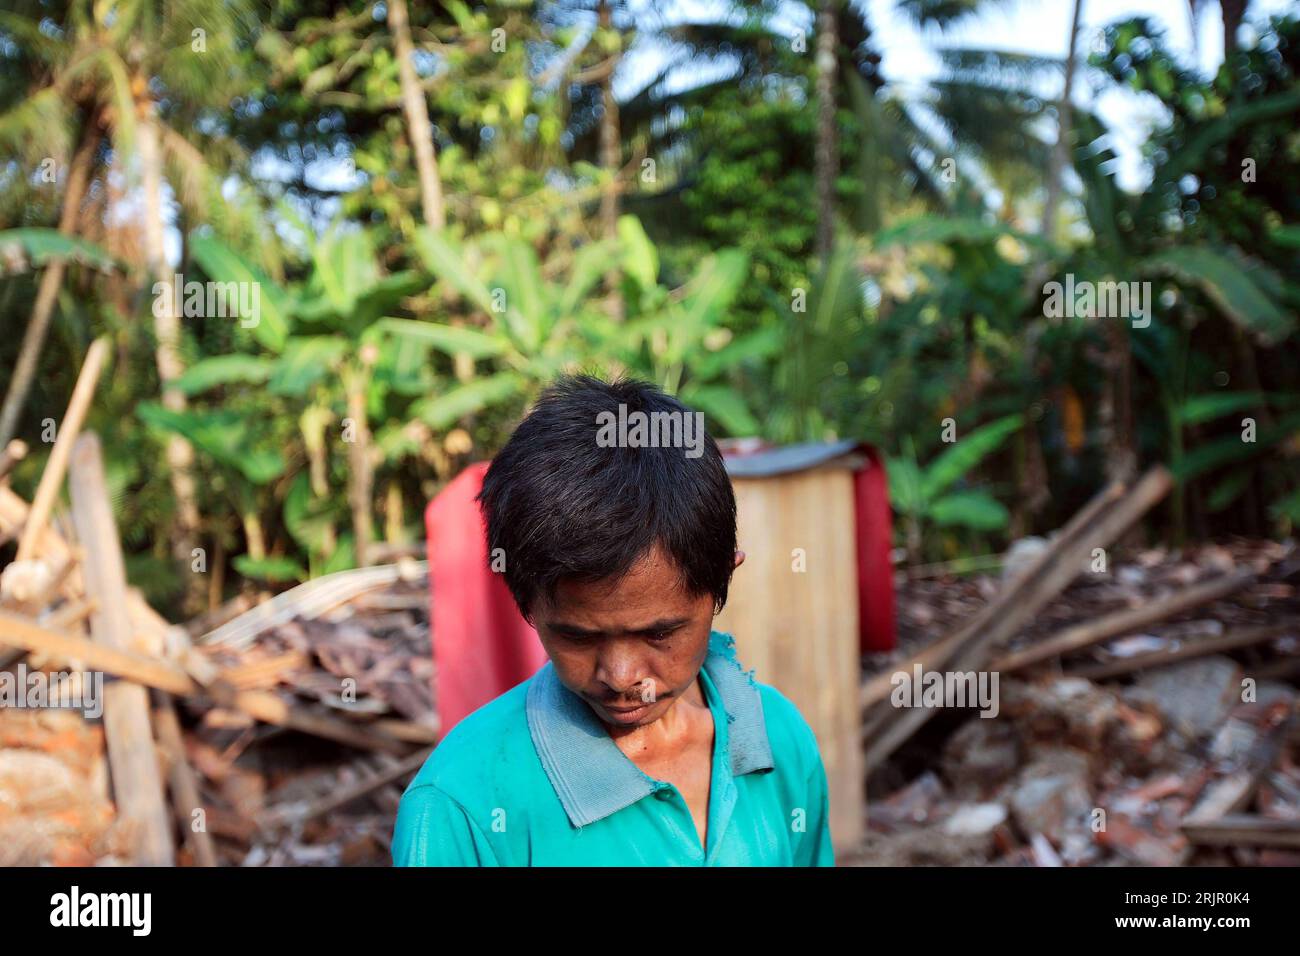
xmin=152 ymin=695 xmax=219 ymax=867
xmin=860 ymin=478 xmax=1128 ymax=715
xmin=864 ymin=468 xmax=1172 ymax=771
xmin=15 ymin=338 xmax=108 ymax=562
xmin=992 ymin=569 xmax=1257 ymax=673
xmin=69 ymin=431 xmax=175 ymax=866
xmin=1067 ymin=622 xmax=1294 ymax=681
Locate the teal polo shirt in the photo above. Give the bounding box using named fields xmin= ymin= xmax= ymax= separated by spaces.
xmin=392 ymin=631 xmax=834 ymax=866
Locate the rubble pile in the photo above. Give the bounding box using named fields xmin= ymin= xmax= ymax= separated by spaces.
xmin=0 ymin=346 xmax=437 ymax=866
xmin=186 ymin=572 xmax=436 ymax=866
xmin=859 ymin=538 xmax=1300 ymax=867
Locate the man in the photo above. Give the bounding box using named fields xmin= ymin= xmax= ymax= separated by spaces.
xmin=392 ymin=375 xmax=834 ymax=866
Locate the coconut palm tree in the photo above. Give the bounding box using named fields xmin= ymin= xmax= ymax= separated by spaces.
xmin=0 ymin=0 xmax=257 ymax=607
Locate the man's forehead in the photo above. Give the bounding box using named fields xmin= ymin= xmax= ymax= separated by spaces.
xmin=537 ymin=569 xmax=703 ymax=632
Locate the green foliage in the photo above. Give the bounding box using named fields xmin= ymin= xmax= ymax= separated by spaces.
xmin=0 ymin=229 xmax=119 ymax=273
xmin=889 ymin=415 xmax=1022 ymax=559
xmin=137 ymin=402 xmax=286 ymax=485
xmin=1141 ymin=246 xmax=1293 ymax=344
xmin=921 ymin=415 xmax=1024 ymax=502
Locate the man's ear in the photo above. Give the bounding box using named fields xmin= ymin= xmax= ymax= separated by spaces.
xmin=733 ymin=549 xmax=745 ymax=570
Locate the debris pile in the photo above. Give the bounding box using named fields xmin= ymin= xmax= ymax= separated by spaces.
xmin=859 ymin=532 xmax=1300 ymax=867
xmin=0 ymin=341 xmax=437 ymax=867
xmin=188 ymin=570 xmax=436 ymax=866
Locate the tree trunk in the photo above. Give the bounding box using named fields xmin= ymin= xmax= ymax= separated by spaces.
xmin=1104 ymin=318 xmax=1135 ymax=483
xmin=0 ymin=129 xmax=101 ymax=447
xmin=598 ymin=0 xmax=621 ymax=243
xmin=137 ymin=97 xmax=202 ymax=605
xmin=1221 ymin=0 xmax=1247 ymax=58
xmin=814 ymin=0 xmax=839 ymax=265
xmin=597 ymin=1 xmax=625 ymax=319
xmin=345 ymin=365 xmax=374 ymax=569
xmin=389 ymin=0 xmax=446 ymax=230
xmin=1040 ymin=0 xmax=1085 ymax=240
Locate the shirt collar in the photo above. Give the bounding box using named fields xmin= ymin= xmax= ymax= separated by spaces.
xmin=525 ymin=630 xmax=775 ymax=828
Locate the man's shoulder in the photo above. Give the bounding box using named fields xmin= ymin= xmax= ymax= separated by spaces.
xmin=705 ymin=630 xmax=825 ymax=777
xmin=754 ymin=681 xmax=823 ymax=772
xmin=406 ymin=677 xmax=537 ymax=799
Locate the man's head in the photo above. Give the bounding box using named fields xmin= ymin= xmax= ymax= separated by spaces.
xmin=478 ymin=374 xmax=740 ymax=728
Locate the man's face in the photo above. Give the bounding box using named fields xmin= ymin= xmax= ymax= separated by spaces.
xmin=531 ymin=544 xmax=716 ymax=729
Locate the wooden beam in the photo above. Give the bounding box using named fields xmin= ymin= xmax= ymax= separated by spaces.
xmin=1182 ymin=816 xmax=1300 ymax=848
xmin=0 ymin=610 xmax=415 ymax=756
xmin=0 ymin=611 xmax=192 ymax=692
xmin=864 ymin=468 xmax=1172 ymax=771
xmin=257 ymin=746 xmax=433 ymax=831
xmin=16 ymin=338 xmax=108 ymax=562
xmin=1067 ymin=622 xmax=1294 ymax=681
xmin=992 ymin=570 xmax=1256 ymax=673
xmin=860 ymin=478 xmax=1128 ymax=715
xmin=68 ymin=431 xmax=175 ymax=866
xmin=152 ymin=693 xmax=219 ymax=867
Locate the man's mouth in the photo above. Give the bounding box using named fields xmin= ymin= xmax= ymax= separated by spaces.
xmin=594 ymin=696 xmax=661 ymax=723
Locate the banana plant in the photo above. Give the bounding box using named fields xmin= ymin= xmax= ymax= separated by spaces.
xmin=0 ymin=228 xmax=120 ymax=275
xmin=887 ymin=413 xmax=1024 ymax=562
xmin=380 ymin=215 xmax=766 ymax=436
xmin=138 ymin=223 xmax=423 ymax=580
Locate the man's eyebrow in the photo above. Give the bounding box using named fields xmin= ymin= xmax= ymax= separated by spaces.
xmin=549 ymin=618 xmax=691 ymax=638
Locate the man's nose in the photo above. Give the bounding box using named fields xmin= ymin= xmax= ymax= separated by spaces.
xmin=595 ymin=643 xmax=645 ymax=695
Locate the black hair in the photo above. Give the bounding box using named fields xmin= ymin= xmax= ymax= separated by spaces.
xmin=477 ymin=374 xmax=737 ymax=619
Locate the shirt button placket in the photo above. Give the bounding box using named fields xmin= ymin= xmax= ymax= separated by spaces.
xmin=654 ymin=785 xmax=704 ymax=863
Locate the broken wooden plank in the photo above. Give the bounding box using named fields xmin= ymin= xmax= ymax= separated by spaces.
xmin=0 ymin=611 xmax=414 ymax=755
xmin=257 ymin=745 xmax=433 ymax=831
xmin=0 ymin=611 xmax=196 ymax=694
xmin=229 ymin=689 xmax=411 ymax=755
xmin=1181 ymin=816 xmax=1300 ymax=849
xmin=68 ymin=430 xmax=175 ymax=866
xmin=864 ymin=467 xmax=1173 ymax=772
xmin=993 ymin=569 xmax=1257 ymax=673
xmin=1067 ymin=622 xmax=1295 ymax=681
xmin=152 ymin=694 xmax=218 ymax=867
xmin=861 ymin=477 xmax=1129 ymax=716
xmin=16 ymin=338 xmax=108 ymax=562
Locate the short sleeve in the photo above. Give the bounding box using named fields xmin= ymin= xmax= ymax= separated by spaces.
xmin=794 ymin=756 xmax=835 ymax=867
xmin=392 ymin=784 xmax=501 ymax=867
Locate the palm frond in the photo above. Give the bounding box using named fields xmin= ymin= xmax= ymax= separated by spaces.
xmin=937 ymin=47 xmax=1065 ymax=84
xmin=897 ymin=0 xmax=1019 ymax=31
